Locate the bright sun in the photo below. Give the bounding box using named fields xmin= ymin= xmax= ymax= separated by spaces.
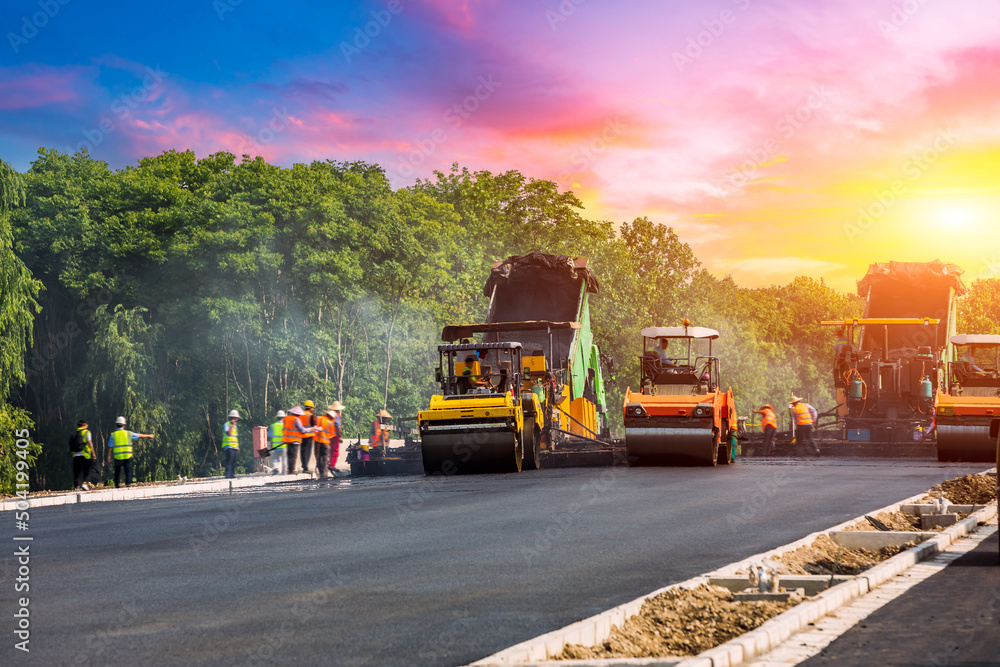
xmin=939 ymin=206 xmax=975 ymax=229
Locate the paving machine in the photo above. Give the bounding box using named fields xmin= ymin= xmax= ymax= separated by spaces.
xmin=935 ymin=334 xmax=1000 ymax=462
xmin=623 ymin=322 xmax=737 ymax=466
xmin=422 ymin=253 xmax=618 ymax=474
xmin=419 ymin=341 xmax=541 ymax=474
xmin=809 ymin=261 xmax=967 ymax=456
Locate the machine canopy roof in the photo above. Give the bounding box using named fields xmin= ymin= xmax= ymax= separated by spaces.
xmin=442 ymin=321 xmax=579 ymax=342
xmin=438 ymin=342 xmax=522 ymax=352
xmin=950 ymin=334 xmax=1000 ymax=346
xmin=641 ymin=326 xmax=719 ymax=340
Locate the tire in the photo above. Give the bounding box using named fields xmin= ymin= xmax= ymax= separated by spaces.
xmin=522 ymin=425 xmax=542 ymax=470
xmin=718 ymin=429 xmax=732 ymax=465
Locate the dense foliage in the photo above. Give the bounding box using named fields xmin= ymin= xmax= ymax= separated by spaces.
xmin=8 ymin=151 xmax=869 ymax=490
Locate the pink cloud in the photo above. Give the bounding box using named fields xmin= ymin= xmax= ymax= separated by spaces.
xmin=0 ymin=65 xmax=90 ymax=110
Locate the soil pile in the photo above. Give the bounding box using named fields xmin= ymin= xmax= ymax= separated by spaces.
xmin=927 ymin=474 xmax=996 ymax=505
xmin=557 ymin=585 xmax=795 ymax=660
xmin=770 ymin=533 xmax=910 ymax=575
xmin=843 ymin=510 xmax=920 ymax=532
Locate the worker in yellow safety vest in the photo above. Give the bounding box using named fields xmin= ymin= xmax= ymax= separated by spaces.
xmin=71 ymin=419 xmax=96 ymax=491
xmin=269 ymin=410 xmax=286 ymax=475
xmin=222 ymin=409 xmax=241 ymax=479
xmin=105 ymin=416 xmax=154 ymax=488
xmin=755 ymin=404 xmax=778 ymax=456
xmin=789 ymin=395 xmax=820 ymax=456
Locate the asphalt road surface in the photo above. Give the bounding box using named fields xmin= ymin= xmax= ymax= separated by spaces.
xmin=2 ymin=458 xmax=987 ymax=666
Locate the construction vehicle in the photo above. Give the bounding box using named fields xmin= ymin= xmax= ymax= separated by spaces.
xmin=419 ymin=341 xmax=540 ymax=474
xmin=623 ymin=322 xmax=738 ymax=466
xmin=808 ymin=261 xmax=967 ymax=456
xmin=420 ymin=253 xmax=617 ymax=474
xmin=347 ymin=417 xmax=424 ymax=476
xmin=935 ymin=335 xmax=1000 ymax=462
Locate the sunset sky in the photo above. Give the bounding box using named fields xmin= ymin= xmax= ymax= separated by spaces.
xmin=2 ymin=0 xmax=999 ymax=291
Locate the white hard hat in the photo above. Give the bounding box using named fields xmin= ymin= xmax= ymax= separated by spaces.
xmin=115 ymin=416 xmax=126 ymax=426
xmin=229 ymin=409 xmax=240 ymax=419
xmin=276 ymin=410 xmax=286 ymax=418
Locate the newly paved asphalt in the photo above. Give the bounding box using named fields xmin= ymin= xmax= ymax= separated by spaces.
xmin=1 ymin=458 xmax=987 ymax=666
xmin=801 ymin=529 xmax=999 ymax=667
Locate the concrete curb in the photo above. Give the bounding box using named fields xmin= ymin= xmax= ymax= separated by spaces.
xmin=471 ymin=473 xmax=998 ymax=667
xmin=0 ymin=471 xmax=320 ymax=511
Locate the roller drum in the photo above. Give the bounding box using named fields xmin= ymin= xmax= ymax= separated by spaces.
xmin=421 ymin=426 xmax=522 ymax=475
xmin=626 ymin=426 xmax=717 ymax=466
xmin=936 ymin=424 xmax=996 ymax=462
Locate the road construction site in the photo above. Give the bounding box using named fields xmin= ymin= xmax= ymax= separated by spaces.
xmin=3 ymin=458 xmax=992 ymax=667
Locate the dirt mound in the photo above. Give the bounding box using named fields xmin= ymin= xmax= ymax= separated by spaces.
xmin=769 ymin=533 xmax=910 ymax=575
xmin=557 ymin=585 xmax=795 ymax=660
xmin=927 ymin=474 xmax=996 ymax=505
xmin=842 ymin=510 xmax=920 ymax=532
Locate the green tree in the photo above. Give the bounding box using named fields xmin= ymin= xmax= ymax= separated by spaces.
xmin=0 ymin=159 xmax=42 ymax=493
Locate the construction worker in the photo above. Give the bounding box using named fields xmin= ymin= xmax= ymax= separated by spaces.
xmin=789 ymin=396 xmax=820 ymax=456
xmin=282 ymin=406 xmax=312 ymax=473
xmin=269 ymin=410 xmax=286 ymax=475
xmin=70 ymin=419 xmax=95 ymax=491
xmin=327 ymin=401 xmax=344 ymax=476
xmin=365 ymin=409 xmax=391 ymax=460
xmin=222 ymin=410 xmax=240 ymax=479
xmin=300 ymin=400 xmax=317 ymax=473
xmin=656 ymin=338 xmax=675 ymax=368
xmin=106 ymin=416 xmax=153 ymax=488
xmin=314 ymin=407 xmax=332 ymax=478
xmin=755 ymin=405 xmax=778 ymax=456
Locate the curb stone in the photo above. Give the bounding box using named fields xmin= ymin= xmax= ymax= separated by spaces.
xmin=471 ymin=470 xmax=997 ymax=667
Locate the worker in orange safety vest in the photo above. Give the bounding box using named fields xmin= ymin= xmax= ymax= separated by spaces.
xmin=789 ymin=395 xmax=820 ymax=456
xmin=363 ymin=409 xmax=390 ymax=461
xmin=755 ymin=404 xmax=778 ymax=456
xmin=282 ymin=406 xmax=316 ymax=474
xmin=326 ymin=401 xmax=344 ymax=475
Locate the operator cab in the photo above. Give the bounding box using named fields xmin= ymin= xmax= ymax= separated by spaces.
xmin=435 ymin=342 xmax=523 ymax=398
xmin=949 ymin=334 xmax=1000 ymax=396
xmin=639 ymin=323 xmax=721 ymax=395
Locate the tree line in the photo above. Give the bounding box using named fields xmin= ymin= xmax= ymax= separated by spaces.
xmin=3 ymin=148 xmax=989 ymax=492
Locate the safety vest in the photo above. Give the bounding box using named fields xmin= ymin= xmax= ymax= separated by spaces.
xmin=76 ymin=427 xmax=95 ymax=459
xmin=792 ymin=403 xmax=813 ymax=426
xmin=282 ymin=414 xmax=304 ymax=444
xmin=314 ymin=415 xmax=331 ymax=445
xmin=110 ymin=429 xmax=133 ymax=460
xmin=269 ymin=421 xmax=285 ymax=449
xmin=222 ymin=421 xmax=238 ymax=450
xmin=370 ymin=420 xmax=386 ymax=447
xmin=761 ymin=409 xmax=777 ymax=430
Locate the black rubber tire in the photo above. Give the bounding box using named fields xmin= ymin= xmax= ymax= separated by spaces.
xmin=522 ymin=425 xmax=542 ymax=470
xmin=718 ymin=429 xmax=732 ymax=465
